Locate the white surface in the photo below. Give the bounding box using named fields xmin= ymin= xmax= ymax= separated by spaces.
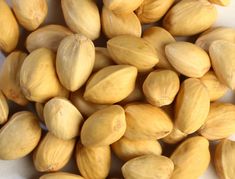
xmin=0 ymin=0 xmax=235 ymax=179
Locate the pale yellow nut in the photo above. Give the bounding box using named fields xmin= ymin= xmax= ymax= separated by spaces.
xmin=199 ymin=102 xmax=235 ymax=140
xmin=103 ymin=0 xmax=144 ymax=14
xmin=214 ymin=139 xmax=235 ymax=179
xmin=12 ymin=0 xmax=48 ymax=31
xmin=0 ymin=91 xmax=8 ymax=125
xmin=44 ymin=97 xmax=84 ymax=140
xmin=136 ymin=0 xmax=174 ymax=23
xmin=209 ymin=0 xmax=230 ymax=6
xmin=122 ymin=154 xmax=174 ymax=179
xmin=200 ymin=71 xmax=228 ymax=101
xmin=84 ymin=65 xmax=137 ymax=104
xmin=163 ymin=127 xmax=187 ymax=144
xmin=165 ymin=42 xmax=211 ymax=78
xmin=195 ymin=27 xmax=235 ymax=51
xmin=143 ymin=26 xmax=176 ymax=70
xmin=174 ymin=78 xmax=210 ymax=135
xmin=107 ymin=35 xmax=159 ymax=72
xmin=209 ymin=40 xmax=235 ymax=89
xmin=143 ymin=70 xmax=180 ymax=107
xmin=170 ymin=136 xmax=210 ymax=179
xmin=76 ymin=143 xmax=111 ymax=179
xmin=163 ymin=0 xmax=217 ymax=36
xmin=0 ymin=51 xmax=29 ymax=106
xmin=93 ymin=47 xmax=114 ymax=72
xmin=0 ymin=0 xmax=19 ymax=52
xmin=81 ymin=105 xmax=126 ymax=147
xmin=26 ymin=24 xmax=73 ymax=52
xmin=61 ymin=0 xmax=100 ymax=40
xmin=112 ymin=137 xmax=162 ymax=161
xmin=102 ymin=7 xmax=141 ymax=39
xmin=0 ymin=111 xmax=41 ymax=160
xmin=20 ymin=48 xmax=68 ymax=103
xmin=33 ymin=132 xmax=76 ymax=172
xmin=124 ymin=103 xmax=173 ymax=140
xmin=40 ymin=172 xmax=84 ymax=179
xmin=70 ymin=90 xmax=109 ymax=117
xmin=56 ymin=34 xmax=95 ymax=91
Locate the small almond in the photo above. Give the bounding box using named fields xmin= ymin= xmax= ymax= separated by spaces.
xmin=0 ymin=91 xmax=8 ymax=125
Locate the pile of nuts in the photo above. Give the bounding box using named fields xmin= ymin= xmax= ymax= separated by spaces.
xmin=0 ymin=0 xmax=235 ymax=178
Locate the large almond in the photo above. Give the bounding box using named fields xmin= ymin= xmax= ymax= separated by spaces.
xmin=84 ymin=65 xmax=137 ymax=104
xmin=165 ymin=42 xmax=211 ymax=77
xmin=124 ymin=103 xmax=173 ymax=140
xmin=61 ymin=0 xmax=100 ymax=40
xmin=0 ymin=111 xmax=41 ymax=160
xmin=209 ymin=40 xmax=235 ymax=89
xmin=107 ymin=35 xmax=159 ymax=72
xmin=0 ymin=51 xmax=28 ymax=106
xmin=163 ymin=0 xmax=217 ymax=36
xmin=26 ymin=25 xmax=73 ymax=52
xmin=81 ymin=105 xmax=126 ymax=147
xmin=56 ymin=34 xmax=95 ymax=91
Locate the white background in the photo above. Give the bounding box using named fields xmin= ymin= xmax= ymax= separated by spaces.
xmin=0 ymin=0 xmax=235 ymax=179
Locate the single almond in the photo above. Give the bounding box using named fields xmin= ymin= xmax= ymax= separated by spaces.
xmin=76 ymin=143 xmax=111 ymax=179
xmin=26 ymin=25 xmax=73 ymax=52
xmin=0 ymin=51 xmax=28 ymax=106
xmin=112 ymin=137 xmax=162 ymax=161
xmin=124 ymin=103 xmax=173 ymax=140
xmin=0 ymin=91 xmax=9 ymax=125
xmin=84 ymin=65 xmax=137 ymax=104
xmin=61 ymin=0 xmax=100 ymax=40
xmin=81 ymin=105 xmax=126 ymax=147
xmin=165 ymin=42 xmax=211 ymax=77
xmin=102 ymin=7 xmax=141 ymax=38
xmin=107 ymin=35 xmax=159 ymax=72
xmin=40 ymin=172 xmax=84 ymax=179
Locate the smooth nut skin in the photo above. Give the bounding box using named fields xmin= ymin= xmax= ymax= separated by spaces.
xmin=0 ymin=111 xmax=41 ymax=160
xmin=163 ymin=127 xmax=188 ymax=144
xmin=214 ymin=139 xmax=235 ymax=179
xmin=84 ymin=65 xmax=138 ymax=104
xmin=0 ymin=91 xmax=9 ymax=125
xmin=107 ymin=35 xmax=159 ymax=72
xmin=103 ymin=0 xmax=144 ymax=14
xmin=93 ymin=47 xmax=114 ymax=72
xmin=200 ymin=71 xmax=228 ymax=101
xmin=174 ymin=78 xmax=210 ymax=135
xmin=40 ymin=172 xmax=84 ymax=179
xmin=102 ymin=7 xmax=141 ymax=39
xmin=61 ymin=0 xmax=100 ymax=40
xmin=195 ymin=27 xmax=235 ymax=52
xmin=12 ymin=0 xmax=48 ymax=31
xmin=70 ymin=90 xmax=109 ymax=117
xmin=124 ymin=103 xmax=173 ymax=140
xmin=56 ymin=34 xmax=95 ymax=91
xmin=0 ymin=51 xmax=29 ymax=106
xmin=163 ymin=0 xmax=217 ymax=36
xmin=199 ymin=102 xmax=235 ymax=140
xmin=26 ymin=25 xmax=73 ymax=52
xmin=209 ymin=40 xmax=235 ymax=89
xmin=136 ymin=0 xmax=174 ymax=23
xmin=76 ymin=143 xmax=111 ymax=179
xmin=0 ymin=0 xmax=19 ymax=52
xmin=122 ymin=154 xmax=174 ymax=179
xmin=170 ymin=136 xmax=210 ymax=179
xmin=44 ymin=97 xmax=84 ymax=140
xmin=143 ymin=70 xmax=180 ymax=107
xmin=143 ymin=26 xmax=176 ymax=70
xmin=20 ymin=48 xmax=68 ymax=103
xmin=81 ymin=105 xmax=126 ymax=147
xmin=33 ymin=132 xmax=76 ymax=172
xmin=165 ymin=42 xmax=211 ymax=78
xmin=112 ymin=137 xmax=162 ymax=161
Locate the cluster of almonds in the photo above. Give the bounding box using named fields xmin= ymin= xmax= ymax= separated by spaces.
xmin=0 ymin=0 xmax=235 ymax=178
